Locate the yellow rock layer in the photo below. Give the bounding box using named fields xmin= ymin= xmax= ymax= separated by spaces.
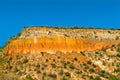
xmin=3 ymin=36 xmax=111 ymax=56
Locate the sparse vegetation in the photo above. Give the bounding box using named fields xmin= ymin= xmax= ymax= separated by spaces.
xmin=117 ymin=44 xmax=120 ymax=52
xmin=89 ymin=68 xmax=95 ymax=73
xmin=69 ymin=64 xmax=75 ymax=69
xmin=46 ymin=59 xmax=49 ymax=62
xmin=108 ymin=31 xmax=111 ymax=34
xmin=65 ymin=72 xmax=71 ymax=77
xmin=73 ymin=57 xmax=78 ymax=61
xmin=63 ymin=62 xmax=67 ymax=68
xmin=41 ymin=52 xmax=44 ymax=56
xmin=87 ymin=60 xmax=92 ymax=65
xmin=23 ymin=58 xmax=29 ymax=64
xmin=51 ymin=63 xmax=56 ymax=68
xmin=48 ymin=73 xmax=57 ymax=79
xmin=1 ymin=27 xmax=120 ymax=80
xmin=109 ymin=75 xmax=118 ymax=80
xmin=25 ymin=75 xmax=34 ymax=80
xmin=114 ymin=68 xmax=120 ymax=73
xmin=76 ymin=70 xmax=82 ymax=74
xmin=116 ymin=53 xmax=120 ymax=57
xmin=80 ymin=51 xmax=85 ymax=56
xmin=36 ymin=63 xmax=40 ymax=68
xmin=0 ymin=57 xmax=4 ymax=63
xmin=94 ymin=76 xmax=101 ymax=80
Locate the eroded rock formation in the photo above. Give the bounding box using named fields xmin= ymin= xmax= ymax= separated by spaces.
xmin=3 ymin=27 xmax=120 ymax=56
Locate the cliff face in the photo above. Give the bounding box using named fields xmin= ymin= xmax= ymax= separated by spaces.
xmin=4 ymin=37 xmax=94 ymax=54
xmin=2 ymin=27 xmax=120 ymax=80
xmin=3 ymin=27 xmax=120 ymax=56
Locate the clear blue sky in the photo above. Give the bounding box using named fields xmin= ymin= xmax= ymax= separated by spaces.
xmin=0 ymin=0 xmax=120 ymax=47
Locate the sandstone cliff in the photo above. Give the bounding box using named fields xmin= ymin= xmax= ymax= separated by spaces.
xmin=1 ymin=27 xmax=120 ymax=80
xmin=3 ymin=27 xmax=120 ymax=55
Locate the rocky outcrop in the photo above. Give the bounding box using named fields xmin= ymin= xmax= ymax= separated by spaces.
xmin=3 ymin=27 xmax=120 ymax=56
xmin=2 ymin=27 xmax=120 ymax=80
xmin=4 ymin=36 xmax=113 ymax=56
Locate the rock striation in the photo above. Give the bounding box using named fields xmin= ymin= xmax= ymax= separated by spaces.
xmin=1 ymin=27 xmax=120 ymax=80
xmin=3 ymin=27 xmax=120 ymax=55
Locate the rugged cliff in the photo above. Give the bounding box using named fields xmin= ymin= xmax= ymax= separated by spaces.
xmin=4 ymin=27 xmax=120 ymax=55
xmin=1 ymin=27 xmax=120 ymax=80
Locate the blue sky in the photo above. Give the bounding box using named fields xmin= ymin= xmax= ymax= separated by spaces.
xmin=0 ymin=0 xmax=120 ymax=47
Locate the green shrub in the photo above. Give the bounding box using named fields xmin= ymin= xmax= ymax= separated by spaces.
xmin=109 ymin=75 xmax=118 ymax=80
xmin=65 ymin=72 xmax=71 ymax=77
xmin=59 ymin=70 xmax=64 ymax=75
xmin=95 ymin=36 xmax=98 ymax=38
xmin=63 ymin=63 xmax=67 ymax=68
xmin=36 ymin=70 xmax=41 ymax=74
xmin=67 ymin=61 xmax=70 ymax=64
xmin=7 ymin=60 xmax=11 ymax=65
xmin=89 ymin=68 xmax=95 ymax=73
xmin=0 ymin=47 xmax=3 ymax=52
xmin=80 ymin=52 xmax=85 ymax=56
xmin=94 ymin=76 xmax=101 ymax=80
xmin=48 ymin=73 xmax=57 ymax=78
xmin=108 ymin=31 xmax=111 ymax=34
xmin=116 ymin=36 xmax=119 ymax=40
xmin=23 ymin=58 xmax=29 ymax=64
xmin=5 ymin=53 xmax=8 ymax=57
xmin=73 ymin=57 xmax=78 ymax=61
xmin=76 ymin=70 xmax=82 ymax=74
xmin=61 ymin=76 xmax=67 ymax=80
xmin=87 ymin=60 xmax=92 ymax=65
xmin=46 ymin=59 xmax=49 ymax=62
xmin=43 ymin=72 xmax=46 ymax=76
xmin=117 ymin=44 xmax=120 ymax=52
xmin=95 ymin=51 xmax=99 ymax=54
xmin=89 ymin=76 xmax=94 ymax=79
xmin=41 ymin=52 xmax=44 ymax=56
xmin=0 ymin=57 xmax=4 ymax=63
xmin=51 ymin=63 xmax=56 ymax=68
xmin=116 ymin=53 xmax=120 ymax=57
xmin=41 ymin=67 xmax=44 ymax=70
xmin=36 ymin=63 xmax=40 ymax=68
xmin=25 ymin=75 xmax=33 ymax=80
xmin=69 ymin=64 xmax=75 ymax=69
xmin=92 ymin=64 xmax=96 ymax=68
xmin=71 ymin=26 xmax=79 ymax=29
xmin=98 ymin=70 xmax=105 ymax=77
xmin=9 ymin=66 xmax=13 ymax=70
xmin=114 ymin=68 xmax=120 ymax=73
xmin=83 ymin=63 xmax=89 ymax=69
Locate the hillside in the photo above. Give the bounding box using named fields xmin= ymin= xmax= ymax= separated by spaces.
xmin=0 ymin=27 xmax=120 ymax=80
